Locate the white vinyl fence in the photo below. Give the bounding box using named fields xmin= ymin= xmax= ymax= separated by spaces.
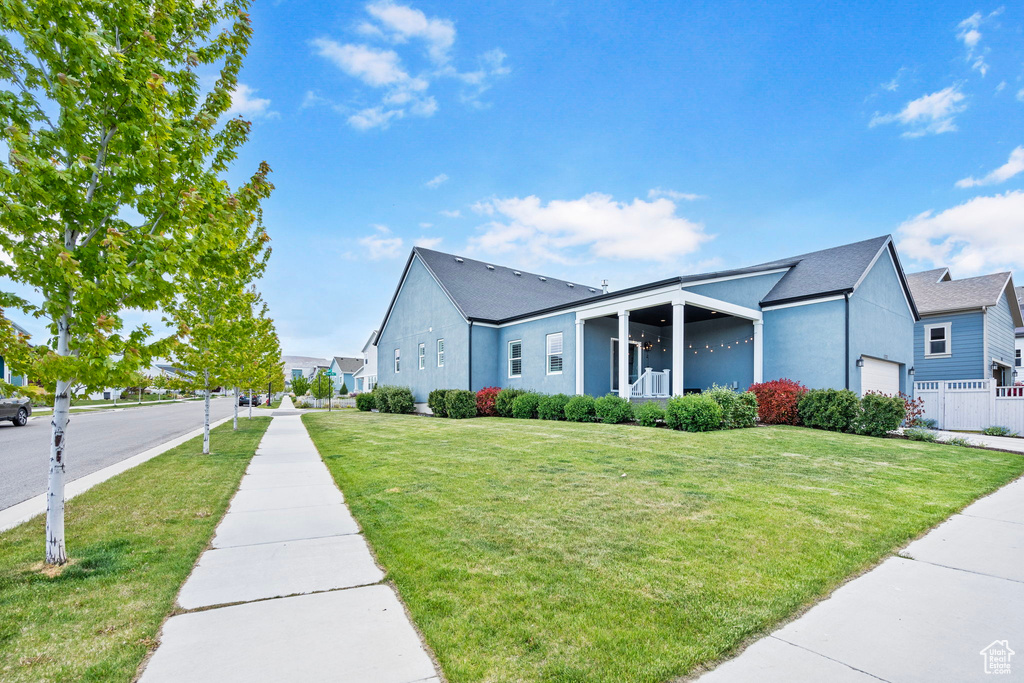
xmin=914 ymin=380 xmax=1024 ymax=433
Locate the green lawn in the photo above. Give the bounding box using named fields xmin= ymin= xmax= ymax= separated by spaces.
xmin=0 ymin=418 xmax=270 ymax=682
xmin=304 ymin=412 xmax=1024 ymax=683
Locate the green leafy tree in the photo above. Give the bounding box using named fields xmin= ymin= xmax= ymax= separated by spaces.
xmin=0 ymin=0 xmax=259 ymax=564
xmin=310 ymin=369 xmax=333 ymax=404
xmin=339 ymin=382 xmax=348 ymax=396
xmin=291 ymin=374 xmax=311 ymax=397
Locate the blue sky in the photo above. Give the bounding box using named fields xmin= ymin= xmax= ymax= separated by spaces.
xmin=8 ymin=1 xmax=1024 ymax=358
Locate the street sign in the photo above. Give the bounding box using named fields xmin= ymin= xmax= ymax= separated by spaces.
xmin=325 ymin=370 xmax=336 ymax=377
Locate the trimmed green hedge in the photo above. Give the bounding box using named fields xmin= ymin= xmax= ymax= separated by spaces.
xmin=428 ymin=389 xmax=450 ymax=417
xmin=634 ymin=401 xmax=664 ymax=427
xmin=495 ymin=388 xmax=526 ymax=418
xmin=595 ymin=394 xmax=634 ymax=424
xmin=857 ymin=393 xmax=905 ymax=436
xmin=445 ymin=390 xmax=478 ymax=419
xmin=538 ymin=394 xmax=571 ymax=420
xmin=511 ymin=392 xmax=542 ymax=419
xmin=373 ymin=385 xmax=414 ymax=414
xmin=704 ymin=385 xmax=758 ymax=429
xmin=799 ymin=389 xmax=860 ymax=433
xmin=665 ymin=395 xmax=723 ymax=432
xmin=355 ymin=392 xmax=375 ymax=411
xmin=564 ymin=395 xmax=597 ymax=422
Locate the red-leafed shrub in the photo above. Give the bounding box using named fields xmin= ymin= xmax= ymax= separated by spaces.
xmin=748 ymin=378 xmax=807 ymax=425
xmin=476 ymin=386 xmax=501 ymax=417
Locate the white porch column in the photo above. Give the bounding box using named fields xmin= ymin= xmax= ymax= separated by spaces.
xmin=753 ymin=319 xmax=764 ymax=384
xmin=672 ymin=303 xmax=685 ymax=396
xmin=618 ymin=310 xmax=630 ymax=398
xmin=575 ymin=318 xmax=585 ymax=395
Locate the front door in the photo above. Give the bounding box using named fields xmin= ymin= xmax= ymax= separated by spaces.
xmin=611 ymin=339 xmax=642 ymax=392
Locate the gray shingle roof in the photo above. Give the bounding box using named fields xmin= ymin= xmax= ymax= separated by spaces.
xmin=906 ymin=271 xmax=1012 ymax=315
xmin=754 ymin=236 xmax=894 ymax=305
xmin=331 ymin=356 xmax=364 ymax=373
xmin=413 ymin=247 xmax=603 ymax=321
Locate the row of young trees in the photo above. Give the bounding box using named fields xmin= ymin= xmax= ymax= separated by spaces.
xmin=0 ymin=0 xmax=282 ymax=565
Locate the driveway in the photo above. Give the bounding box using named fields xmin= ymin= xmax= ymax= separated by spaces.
xmin=0 ymin=399 xmax=237 ymax=511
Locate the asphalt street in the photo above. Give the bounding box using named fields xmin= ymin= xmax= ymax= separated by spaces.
xmin=0 ymin=399 xmax=239 ymax=511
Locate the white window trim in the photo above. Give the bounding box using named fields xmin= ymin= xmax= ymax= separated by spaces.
xmin=394 ymin=348 xmax=401 ymax=373
xmin=546 ymin=332 xmax=564 ymax=375
xmin=418 ymin=343 xmax=425 ymax=370
xmin=924 ymin=322 xmax=952 ymax=359
xmin=437 ymin=338 xmax=445 ymax=367
xmin=508 ymin=339 xmax=523 ymax=378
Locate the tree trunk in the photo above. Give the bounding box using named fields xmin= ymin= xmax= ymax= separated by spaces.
xmin=46 ymin=314 xmax=72 ymax=565
xmin=233 ymin=387 xmax=238 ymax=430
xmin=203 ymin=370 xmax=211 ymax=454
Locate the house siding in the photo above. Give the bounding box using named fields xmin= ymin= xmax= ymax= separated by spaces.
xmin=376 ymin=256 xmax=470 ymax=401
xmin=470 ymin=324 xmax=499 ymax=391
xmin=682 ymin=270 xmax=787 ymax=310
xmin=496 ymin=313 xmax=577 ymax=395
xmin=913 ymin=311 xmax=985 ymax=381
xmin=763 ymin=298 xmax=846 ymax=389
xmin=987 ymin=291 xmax=1016 ymax=370
xmin=848 ymin=249 xmax=915 ymax=394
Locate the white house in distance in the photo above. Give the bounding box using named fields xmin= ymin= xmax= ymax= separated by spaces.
xmin=1016 ymin=286 xmax=1024 ymax=380
xmin=352 ymin=330 xmax=378 ymax=392
xmin=282 ymin=355 xmax=330 ymax=388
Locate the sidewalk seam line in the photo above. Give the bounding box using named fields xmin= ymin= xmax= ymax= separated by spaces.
xmin=769 ymin=636 xmax=892 ymax=682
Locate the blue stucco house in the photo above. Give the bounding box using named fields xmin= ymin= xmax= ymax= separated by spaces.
xmin=906 ymin=269 xmax=1022 ymax=386
xmin=374 ymin=236 xmax=920 ymax=406
xmin=0 ymin=319 xmax=30 ymax=387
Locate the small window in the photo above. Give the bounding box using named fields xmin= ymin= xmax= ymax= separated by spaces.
xmin=437 ymin=338 xmax=445 ymax=367
xmin=394 ymin=348 xmax=401 ymax=373
xmin=418 ymin=343 xmax=425 ymax=370
xmin=1016 ymin=349 xmax=1021 ymax=367
xmin=924 ymin=323 xmax=951 ymax=358
xmin=508 ymin=340 xmax=522 ymax=378
xmin=546 ymin=332 xmax=564 ymax=374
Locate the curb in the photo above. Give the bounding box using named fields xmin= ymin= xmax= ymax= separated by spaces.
xmin=0 ymin=416 xmax=234 ymax=534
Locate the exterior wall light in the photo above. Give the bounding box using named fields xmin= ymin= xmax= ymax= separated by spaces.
xmin=991 ymin=360 xmax=1000 ymax=372
xmin=908 ymin=366 xmax=915 ymax=376
xmin=855 ymin=357 xmax=864 ymax=368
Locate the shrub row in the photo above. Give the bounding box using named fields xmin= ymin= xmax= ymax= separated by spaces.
xmin=798 ymin=388 xmax=906 ymax=436
xmin=367 ymin=385 xmax=414 ymax=414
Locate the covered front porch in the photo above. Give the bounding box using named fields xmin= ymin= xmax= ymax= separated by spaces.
xmin=573 ymin=289 xmax=763 ymax=399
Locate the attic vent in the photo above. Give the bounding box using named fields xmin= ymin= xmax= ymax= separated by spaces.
xmin=455 ymin=257 xmax=464 ymax=263
xmin=588 ymin=288 xmax=596 ymax=293
xmin=538 ymin=276 xmax=547 ymax=282
xmin=513 ymin=271 xmax=521 ymax=276
xmin=566 ymin=283 xmax=575 ymax=288
xmin=486 ymin=265 xmax=495 ymax=270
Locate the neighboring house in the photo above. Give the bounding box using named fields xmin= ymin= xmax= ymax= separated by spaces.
xmin=1016 ymin=286 xmax=1024 ymax=379
xmin=0 ymin=320 xmax=30 ymax=387
xmin=328 ymin=356 xmax=364 ymax=394
xmin=375 ymin=237 xmax=919 ymax=407
xmin=282 ymin=356 xmax=330 ymax=388
xmin=906 ymin=269 xmax=1022 ymax=386
xmin=352 ymin=330 xmax=378 ymax=392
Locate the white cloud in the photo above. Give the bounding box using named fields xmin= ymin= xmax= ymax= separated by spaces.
xmin=896 ymin=191 xmax=1024 ymax=274
xmin=425 ymin=173 xmax=449 ymax=188
xmin=419 ymin=222 xmax=433 ymax=228
xmin=881 ymin=67 xmax=909 ymax=92
xmin=372 ymin=223 xmax=391 ymax=233
xmin=1018 ymin=89 xmax=1024 ymax=103
xmin=226 ymin=83 xmax=276 ymax=119
xmin=956 ymin=146 xmax=1024 ymax=188
xmin=414 ymin=236 xmax=443 ymax=249
xmin=439 ymin=209 xmax=462 ymax=218
xmin=647 ymin=187 xmax=707 ymax=202
xmin=956 ymin=9 xmax=1003 ymax=77
xmin=365 ymin=0 xmax=455 ymax=65
xmin=312 ymin=2 xmax=509 ymax=130
xmin=358 ymin=233 xmax=405 ymax=259
xmin=466 ymin=193 xmax=712 ymax=264
xmin=870 ymin=86 xmax=966 ymax=137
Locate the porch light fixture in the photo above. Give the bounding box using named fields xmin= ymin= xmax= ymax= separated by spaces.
xmin=991 ymin=360 xmax=1000 ymax=372
xmin=909 ymin=367 xmax=915 ymax=376
xmin=856 ymin=357 xmax=864 ymax=368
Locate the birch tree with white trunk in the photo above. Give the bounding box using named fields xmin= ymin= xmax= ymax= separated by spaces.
xmin=0 ymin=0 xmax=261 ymax=565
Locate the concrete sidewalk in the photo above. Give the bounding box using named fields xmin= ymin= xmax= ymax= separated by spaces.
xmin=699 ymin=474 xmax=1024 ymax=682
xmin=139 ymin=397 xmax=439 ymax=683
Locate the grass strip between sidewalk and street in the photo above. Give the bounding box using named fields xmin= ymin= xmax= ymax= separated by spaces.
xmin=0 ymin=417 xmax=271 ymax=683
xmin=304 ymin=411 xmax=1024 ymax=683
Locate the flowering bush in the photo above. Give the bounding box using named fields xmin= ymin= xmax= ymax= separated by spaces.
xmin=748 ymin=379 xmax=807 ymax=425
xmin=900 ymin=392 xmax=926 ymax=427
xmin=475 ymin=386 xmax=501 ymax=416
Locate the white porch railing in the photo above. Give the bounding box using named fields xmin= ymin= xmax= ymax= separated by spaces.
xmin=915 ymin=380 xmax=1024 ymax=433
xmin=630 ymin=368 xmax=671 ymax=398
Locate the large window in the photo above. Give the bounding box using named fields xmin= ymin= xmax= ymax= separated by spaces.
xmin=418 ymin=343 xmax=426 ymax=370
xmin=508 ymin=340 xmax=523 ymax=378
xmin=924 ymin=323 xmax=951 ymax=358
xmin=394 ymin=348 xmax=400 ymax=373
xmin=546 ymin=332 xmax=564 ymax=375
xmin=437 ymin=338 xmax=445 ymax=367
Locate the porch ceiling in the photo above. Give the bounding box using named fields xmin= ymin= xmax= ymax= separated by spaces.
xmin=610 ymin=303 xmax=732 ymax=326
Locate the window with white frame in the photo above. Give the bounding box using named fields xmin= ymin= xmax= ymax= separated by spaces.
xmin=924 ymin=323 xmax=951 ymax=358
xmin=508 ymin=340 xmax=523 ymax=378
xmin=546 ymin=332 xmax=564 ymax=374
xmin=418 ymin=343 xmax=425 ymax=369
xmin=394 ymin=348 xmax=400 ymax=373
xmin=1016 ymin=348 xmax=1021 ymax=367
xmin=437 ymin=338 xmax=445 ymax=367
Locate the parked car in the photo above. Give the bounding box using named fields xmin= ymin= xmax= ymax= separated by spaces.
xmin=238 ymin=394 xmax=262 ymax=406
xmin=0 ymin=392 xmax=32 ymax=426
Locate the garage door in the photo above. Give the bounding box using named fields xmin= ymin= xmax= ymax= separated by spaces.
xmin=860 ymin=357 xmax=900 ymax=395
